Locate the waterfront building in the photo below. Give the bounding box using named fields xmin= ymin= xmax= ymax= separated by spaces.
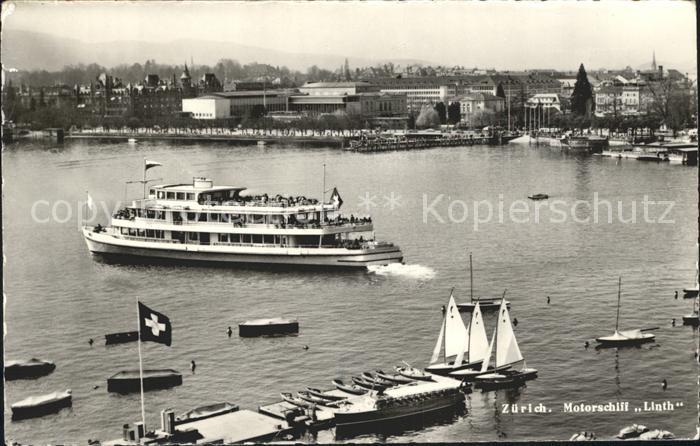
xmin=181 ymin=95 xmax=232 ymax=120
xmin=298 ymin=81 xmax=377 ymax=96
xmin=526 ymin=93 xmax=569 ymax=113
xmin=457 ymin=93 xmax=505 ymax=123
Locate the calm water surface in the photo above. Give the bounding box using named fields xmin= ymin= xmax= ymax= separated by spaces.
xmin=2 ymin=140 xmax=698 ymax=443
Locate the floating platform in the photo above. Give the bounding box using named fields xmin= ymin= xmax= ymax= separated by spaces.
xmin=107 ymin=369 xmax=182 ymax=393
xmin=177 ymin=409 xmax=294 ymax=443
xmin=239 ymin=318 xmax=299 ymax=337
xmin=11 ymin=389 xmax=72 ymax=421
xmin=105 ymin=331 xmax=139 ymax=345
xmin=4 ymin=358 xmax=56 ymax=380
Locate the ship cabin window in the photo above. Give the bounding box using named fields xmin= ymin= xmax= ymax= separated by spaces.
xmin=188 ymin=232 xmax=199 ymax=241
xmin=263 ymin=235 xmax=274 ymax=244
xmin=220 ymin=214 xmax=230 ymax=223
xmin=220 ymin=233 xmax=229 ymax=243
xmin=198 ymin=212 xmax=207 ymax=222
xmin=146 ymin=229 xmax=155 ymax=238
xmin=157 ymin=191 xmax=165 ymax=199
xmin=242 ymin=234 xmax=252 ymax=244
xmin=210 ymin=213 xmax=220 ymax=222
xmin=177 ymin=192 xmax=185 ymax=200
xmin=121 ymin=228 xmax=128 ymax=235
xmin=155 ymin=211 xmax=165 ymax=220
xmin=167 ymin=192 xmax=175 ymax=200
xmin=187 ymin=193 xmax=195 ymax=201
xmin=149 ymin=189 xmax=155 ymax=196
xmin=252 ymin=234 xmax=263 ymax=244
xmin=250 ymin=214 xmax=265 ymax=224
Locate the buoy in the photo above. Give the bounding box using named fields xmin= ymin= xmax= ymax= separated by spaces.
xmin=89 ymin=338 xmax=94 ymax=346
xmin=513 ymin=318 xmax=518 ymax=327
xmin=546 ymin=296 xmax=550 ymax=304
xmin=191 ymin=360 xmax=196 ymax=373
xmin=227 ymin=326 xmax=233 ymax=337
xmin=674 ymin=291 xmax=678 ymax=299
xmin=662 ymin=379 xmax=667 ymax=390
xmin=584 ymin=341 xmax=589 ymax=349
xmin=303 ymin=345 xmax=309 ymax=350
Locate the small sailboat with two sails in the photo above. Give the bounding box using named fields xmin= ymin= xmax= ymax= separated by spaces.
xmin=425 ymin=290 xmax=490 ymax=375
xmin=472 ymin=297 xmax=538 ymax=390
xmin=595 ymin=277 xmax=656 ymax=347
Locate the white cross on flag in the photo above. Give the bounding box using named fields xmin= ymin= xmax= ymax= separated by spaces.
xmin=138 ymin=301 xmax=172 ymax=346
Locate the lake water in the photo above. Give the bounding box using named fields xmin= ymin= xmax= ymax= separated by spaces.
xmin=2 ymin=139 xmax=698 ymax=443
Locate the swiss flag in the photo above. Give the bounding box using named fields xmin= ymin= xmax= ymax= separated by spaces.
xmin=138 ymin=301 xmax=172 ymax=346
xmin=330 ymin=187 xmax=343 ymax=209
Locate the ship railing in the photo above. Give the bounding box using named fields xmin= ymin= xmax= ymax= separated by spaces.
xmin=118 ymin=235 xmax=183 ymax=244
xmin=119 ymin=218 xmax=372 ymax=230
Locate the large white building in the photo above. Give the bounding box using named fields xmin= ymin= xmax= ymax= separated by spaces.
xmin=182 ymin=95 xmax=231 ymax=120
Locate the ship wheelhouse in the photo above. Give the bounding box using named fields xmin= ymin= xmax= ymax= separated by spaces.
xmin=110 ymin=177 xmax=376 ymax=250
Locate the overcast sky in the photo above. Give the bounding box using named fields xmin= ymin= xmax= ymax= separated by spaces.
xmin=2 ymin=1 xmax=697 ymax=71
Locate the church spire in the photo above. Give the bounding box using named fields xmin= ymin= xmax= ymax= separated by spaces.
xmin=652 ymin=50 xmax=657 ymax=71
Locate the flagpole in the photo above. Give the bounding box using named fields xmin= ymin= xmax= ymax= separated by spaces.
xmin=142 ymin=158 xmax=147 ymax=199
xmin=136 ymin=301 xmax=147 ymax=434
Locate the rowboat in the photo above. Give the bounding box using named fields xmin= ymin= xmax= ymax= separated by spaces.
xmin=374 ymin=370 xmax=415 ymax=384
xmin=11 ymin=390 xmax=72 ymax=420
xmin=296 ymin=391 xmax=346 ymax=408
xmin=332 ymin=379 xmax=368 ymax=395
xmin=280 ymin=392 xmax=313 ymax=408
xmin=394 ymin=365 xmax=433 ymax=381
xmin=175 ymin=402 xmax=239 ymax=424
xmin=239 ymin=318 xmax=299 ymax=337
xmin=352 ymin=376 xmax=390 ymax=391
xmin=361 ymin=372 xmax=396 ymax=387
xmin=306 ymin=387 xmax=347 ymax=401
xmin=527 ymin=194 xmax=549 ymax=200
xmin=4 ymin=358 xmax=56 ymax=380
xmin=107 ymin=369 xmax=182 ymax=393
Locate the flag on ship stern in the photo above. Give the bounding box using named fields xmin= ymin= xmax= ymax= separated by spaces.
xmin=145 ymin=160 xmax=162 ymax=170
xmin=138 ymin=301 xmax=172 ymax=346
xmin=331 ymin=187 xmax=343 ymax=208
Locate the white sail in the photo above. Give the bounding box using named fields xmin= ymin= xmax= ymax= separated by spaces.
xmin=495 ymin=299 xmax=523 ymax=368
xmin=429 ymin=316 xmax=445 ymax=365
xmin=468 ymin=302 xmax=491 ymax=363
xmin=480 ymin=329 xmax=496 ymax=373
xmin=453 ymin=320 xmax=470 ymax=367
xmin=444 ymin=294 xmax=469 ymax=358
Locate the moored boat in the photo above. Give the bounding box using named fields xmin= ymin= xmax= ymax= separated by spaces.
xmin=306 ymin=387 xmax=348 ymax=401
xmin=107 ymin=369 xmax=183 ymax=393
xmin=595 ymin=277 xmax=656 ymax=347
xmin=394 ymin=365 xmax=433 ymax=381
xmin=332 ymin=379 xmax=368 ymax=395
xmin=239 ymin=318 xmax=299 ymax=337
xmin=683 ymin=285 xmax=699 ymax=298
xmin=473 ymin=299 xmax=537 ymax=390
xmin=11 ymin=390 xmax=72 ymax=420
xmin=83 ymin=169 xmax=403 ymax=269
xmin=175 ymin=402 xmax=239 ymax=425
xmin=361 ymin=372 xmax=397 ymax=387
xmin=296 ymin=391 xmax=346 ymax=407
xmin=4 ymin=358 xmax=56 ymax=380
xmin=527 ymin=193 xmax=549 ymax=200
xmin=374 ymin=370 xmax=415 ymax=384
xmin=280 ymin=392 xmax=313 ymax=408
xmin=352 ymin=376 xmax=390 ymax=391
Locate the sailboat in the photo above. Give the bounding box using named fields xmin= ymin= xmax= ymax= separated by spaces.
xmin=595 ymin=277 xmax=656 ymax=346
xmin=472 ymin=298 xmax=537 ymax=390
xmin=458 ymin=254 xmax=510 ymax=312
xmin=448 ymin=301 xmax=492 ymax=379
xmin=425 ymin=291 xmax=487 ymax=375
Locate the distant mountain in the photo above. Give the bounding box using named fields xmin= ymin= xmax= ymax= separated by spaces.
xmin=1 ymin=29 xmax=431 ymax=72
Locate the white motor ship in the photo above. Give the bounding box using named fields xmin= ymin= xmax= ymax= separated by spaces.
xmin=83 ymin=176 xmax=403 ymax=268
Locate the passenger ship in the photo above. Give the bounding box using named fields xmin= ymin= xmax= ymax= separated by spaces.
xmin=83 ymin=177 xmax=403 ymax=268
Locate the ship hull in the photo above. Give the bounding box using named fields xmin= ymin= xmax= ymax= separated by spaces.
xmin=334 ymin=391 xmax=465 ymax=429
xmin=83 ymin=229 xmax=403 ymax=269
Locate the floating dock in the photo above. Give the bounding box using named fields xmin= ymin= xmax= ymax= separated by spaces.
xmin=177 ymin=409 xmax=293 ymax=443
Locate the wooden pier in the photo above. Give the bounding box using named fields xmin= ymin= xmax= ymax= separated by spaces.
xmin=346 ymin=136 xmax=494 ymax=152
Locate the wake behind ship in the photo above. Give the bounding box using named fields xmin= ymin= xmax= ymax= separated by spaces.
xmin=83 ymin=177 xmax=403 ymax=268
